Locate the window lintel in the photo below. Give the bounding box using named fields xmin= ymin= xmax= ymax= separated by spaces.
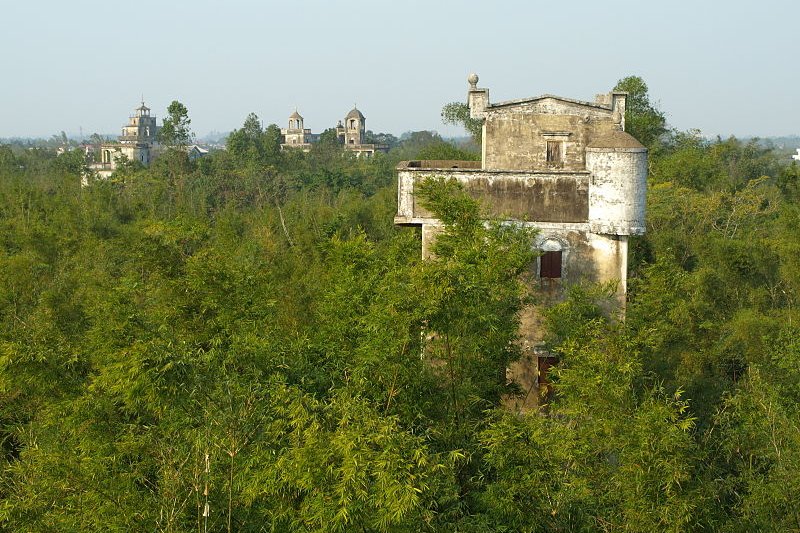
xmin=542 ymin=131 xmax=572 ymax=139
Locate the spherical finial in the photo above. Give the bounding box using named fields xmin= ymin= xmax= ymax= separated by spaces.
xmin=468 ymin=73 xmax=479 ymax=90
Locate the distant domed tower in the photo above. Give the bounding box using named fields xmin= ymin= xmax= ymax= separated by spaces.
xmin=91 ymin=100 xmax=159 ymax=180
xmin=288 ymin=110 xmax=304 ymax=131
xmin=282 ymin=110 xmax=308 ymax=146
xmin=280 ymin=109 xmax=319 ymax=150
xmin=117 ymin=100 xmax=159 ymax=165
xmin=121 ymin=101 xmax=158 ymax=146
xmin=344 ymin=106 xmax=365 ymax=145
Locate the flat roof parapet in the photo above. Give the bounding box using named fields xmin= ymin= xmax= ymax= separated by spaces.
xmin=397 ymin=161 xmax=590 ymax=177
xmin=397 ymin=160 xmax=482 ymax=170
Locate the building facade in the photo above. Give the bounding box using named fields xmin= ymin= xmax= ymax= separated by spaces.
xmin=395 ymin=74 xmax=647 ymax=410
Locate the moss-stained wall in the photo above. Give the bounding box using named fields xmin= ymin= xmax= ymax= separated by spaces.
xmin=483 ymin=98 xmax=620 ymax=171
xmin=397 ymin=168 xmax=590 ymax=224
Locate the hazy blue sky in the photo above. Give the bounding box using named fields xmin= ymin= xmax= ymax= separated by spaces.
xmin=1 ymin=0 xmax=797 ymax=139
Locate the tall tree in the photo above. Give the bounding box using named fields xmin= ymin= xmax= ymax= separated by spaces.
xmin=614 ymin=75 xmax=667 ymax=149
xmin=226 ymin=112 xmax=263 ymax=165
xmin=158 ymin=100 xmax=193 ymax=150
xmin=441 ymin=102 xmax=484 ymax=144
xmin=226 ymin=114 xmax=282 ymax=167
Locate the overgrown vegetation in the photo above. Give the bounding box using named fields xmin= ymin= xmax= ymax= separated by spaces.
xmin=1 ymin=85 xmax=800 ymax=531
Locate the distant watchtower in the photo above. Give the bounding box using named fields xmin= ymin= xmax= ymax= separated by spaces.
xmin=283 ymin=110 xmax=307 ymax=146
xmin=280 ymin=110 xmax=318 ymax=151
xmin=343 ymin=106 xmax=365 ymax=145
xmin=121 ymin=102 xmax=159 ymax=146
xmin=287 ymin=110 xmax=304 ymax=132
xmin=92 ymin=100 xmax=160 ymax=179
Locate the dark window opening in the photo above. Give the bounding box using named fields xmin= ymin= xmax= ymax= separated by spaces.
xmin=546 ymin=140 xmax=562 ymax=164
xmin=540 ymin=250 xmax=562 ymax=278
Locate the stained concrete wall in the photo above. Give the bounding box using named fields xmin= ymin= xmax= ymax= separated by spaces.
xmin=396 ymin=162 xmax=635 ymax=411
xmin=398 ymin=164 xmax=630 ymax=295
xmin=122 ymin=115 xmax=158 ymax=144
xmin=344 ymin=118 xmax=365 ymax=145
xmin=121 ymin=145 xmax=150 ymax=165
xmin=396 ymin=166 xmax=590 ymax=225
xmin=483 ymin=98 xmax=621 ymax=171
xmin=587 ymin=146 xmax=648 ymax=236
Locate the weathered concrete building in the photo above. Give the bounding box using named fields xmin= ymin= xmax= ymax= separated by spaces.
xmin=280 ymin=106 xmax=388 ymax=156
xmin=335 ymin=107 xmax=389 ymax=157
xmin=280 ymin=110 xmax=319 ymax=151
xmin=90 ymin=102 xmax=160 ymax=178
xmin=395 ymin=74 xmax=647 ymax=409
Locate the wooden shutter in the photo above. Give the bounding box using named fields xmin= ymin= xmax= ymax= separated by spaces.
xmin=540 ymin=250 xmax=562 ymax=278
xmin=546 ymin=140 xmax=562 ymax=164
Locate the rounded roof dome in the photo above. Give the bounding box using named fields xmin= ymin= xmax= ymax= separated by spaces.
xmin=587 ymin=130 xmax=645 ymax=149
xmin=345 ymin=107 xmax=365 ymax=120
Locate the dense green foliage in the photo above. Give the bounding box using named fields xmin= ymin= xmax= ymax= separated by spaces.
xmin=2 ymin=93 xmax=800 ymax=531
xmin=441 ymin=102 xmax=483 ymax=145
xmin=614 ymin=76 xmax=668 ymax=150
xmin=159 ymin=100 xmax=193 ymax=150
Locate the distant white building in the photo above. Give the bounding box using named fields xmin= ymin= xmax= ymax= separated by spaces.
xmin=792 ymin=148 xmax=800 ymax=162
xmin=89 ymin=101 xmax=160 ymax=179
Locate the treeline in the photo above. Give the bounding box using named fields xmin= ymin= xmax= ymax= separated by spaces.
xmin=1 ymin=83 xmax=800 ymax=531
